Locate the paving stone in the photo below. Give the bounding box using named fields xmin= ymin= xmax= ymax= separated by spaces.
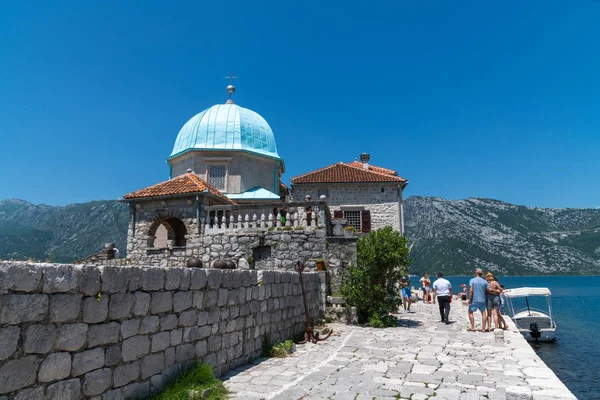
xmin=222 ymin=301 xmax=575 ymax=400
xmin=38 ymin=352 xmax=71 ymax=382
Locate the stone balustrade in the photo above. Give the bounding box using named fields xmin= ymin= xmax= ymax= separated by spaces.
xmin=203 ymin=201 xmax=330 ymax=233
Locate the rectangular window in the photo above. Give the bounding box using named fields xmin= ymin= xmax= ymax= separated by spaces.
xmin=318 ymin=189 xmax=329 ymax=199
xmin=343 ymin=210 xmax=361 ymax=231
xmin=208 ymin=165 xmax=226 ymax=191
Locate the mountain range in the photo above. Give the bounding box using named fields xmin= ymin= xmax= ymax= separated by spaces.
xmin=1 ymin=197 xmax=599 ymax=275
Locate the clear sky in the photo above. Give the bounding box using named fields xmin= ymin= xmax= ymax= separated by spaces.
xmin=1 ymin=1 xmax=599 ymax=208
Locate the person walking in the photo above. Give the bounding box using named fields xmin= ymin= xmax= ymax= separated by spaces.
xmin=419 ymin=273 xmax=431 ymax=303
xmin=468 ymin=268 xmax=489 ymax=332
xmin=485 ymin=272 xmax=503 ymax=330
xmin=401 ymin=279 xmax=413 ymax=313
xmin=432 ymin=272 xmax=453 ymax=324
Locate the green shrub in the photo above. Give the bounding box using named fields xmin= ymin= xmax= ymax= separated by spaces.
xmin=268 ymin=226 xmax=275 ymax=231
xmin=282 ymin=226 xmax=293 ymax=231
xmin=341 ymin=227 xmax=411 ymax=326
xmin=151 ymin=362 xmax=227 ymax=400
xmin=368 ymin=312 xmax=398 ymax=328
xmin=271 ymin=340 xmax=294 ymax=358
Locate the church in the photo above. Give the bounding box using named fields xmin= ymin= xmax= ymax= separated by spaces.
xmin=116 ymin=81 xmax=408 ymax=268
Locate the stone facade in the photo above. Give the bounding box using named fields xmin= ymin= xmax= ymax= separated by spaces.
xmin=292 ymin=183 xmax=404 ymax=232
xmin=0 ymin=262 xmax=322 ymax=399
xmin=169 ymin=151 xmax=282 ymax=196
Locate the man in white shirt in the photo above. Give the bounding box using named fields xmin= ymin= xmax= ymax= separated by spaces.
xmin=432 ymin=272 xmax=453 ymax=324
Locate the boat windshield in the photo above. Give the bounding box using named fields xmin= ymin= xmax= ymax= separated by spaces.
xmin=504 ymin=295 xmax=551 ymax=317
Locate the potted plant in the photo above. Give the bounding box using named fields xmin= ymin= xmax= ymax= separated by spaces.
xmin=343 ymin=225 xmax=358 ymax=237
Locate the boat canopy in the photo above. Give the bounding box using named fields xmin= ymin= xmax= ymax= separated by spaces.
xmin=502 ymin=287 xmax=551 ymax=298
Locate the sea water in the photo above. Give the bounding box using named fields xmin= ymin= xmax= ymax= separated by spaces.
xmin=419 ymin=275 xmax=600 ymax=399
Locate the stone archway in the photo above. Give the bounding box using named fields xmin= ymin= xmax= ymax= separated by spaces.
xmin=148 ymin=217 xmax=188 ymax=248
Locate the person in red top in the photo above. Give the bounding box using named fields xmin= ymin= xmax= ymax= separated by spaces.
xmin=419 ymin=274 xmax=432 ymax=303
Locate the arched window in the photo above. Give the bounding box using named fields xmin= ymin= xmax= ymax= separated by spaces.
xmin=148 ymin=217 xmax=187 ymax=248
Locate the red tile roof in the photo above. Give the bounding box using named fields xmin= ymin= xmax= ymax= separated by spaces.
xmin=123 ymin=173 xmax=235 ymax=203
xmin=291 ymin=162 xmax=407 ymax=184
xmin=347 ymin=161 xmax=398 ymax=176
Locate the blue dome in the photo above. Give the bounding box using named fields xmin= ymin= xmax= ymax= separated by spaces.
xmin=169 ymin=103 xmax=281 ymax=160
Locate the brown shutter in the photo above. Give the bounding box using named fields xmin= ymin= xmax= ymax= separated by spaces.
xmin=333 ymin=210 xmax=343 ymax=219
xmin=361 ymin=210 xmax=371 ymax=232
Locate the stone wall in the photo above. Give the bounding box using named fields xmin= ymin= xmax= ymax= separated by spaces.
xmin=292 ymin=183 xmax=402 ymax=231
xmin=0 ymin=262 xmax=322 ymax=399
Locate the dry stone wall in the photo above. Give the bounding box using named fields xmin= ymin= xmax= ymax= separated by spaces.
xmin=0 ymin=262 xmax=322 ymax=399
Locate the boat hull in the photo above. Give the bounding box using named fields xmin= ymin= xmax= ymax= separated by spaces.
xmin=518 ymin=328 xmax=556 ymax=342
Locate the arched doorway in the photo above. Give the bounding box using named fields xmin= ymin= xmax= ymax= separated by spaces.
xmin=148 ymin=217 xmax=187 ymax=248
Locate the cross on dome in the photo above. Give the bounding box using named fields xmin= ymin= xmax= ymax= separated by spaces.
xmin=225 ymin=73 xmax=238 ymax=104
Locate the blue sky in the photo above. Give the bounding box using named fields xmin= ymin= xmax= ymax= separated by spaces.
xmin=1 ymin=1 xmax=599 ymax=208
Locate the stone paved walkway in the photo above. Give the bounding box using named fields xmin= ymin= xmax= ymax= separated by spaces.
xmin=222 ymin=300 xmax=576 ymax=400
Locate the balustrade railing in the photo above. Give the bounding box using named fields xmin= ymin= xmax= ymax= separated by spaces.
xmin=202 ymin=201 xmax=330 ymax=233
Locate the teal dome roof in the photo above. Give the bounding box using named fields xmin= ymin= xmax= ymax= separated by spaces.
xmin=169 ymin=103 xmax=281 ymax=160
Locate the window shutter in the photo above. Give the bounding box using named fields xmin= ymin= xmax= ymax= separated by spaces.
xmin=333 ymin=210 xmax=343 ymax=219
xmin=361 ymin=210 xmax=371 ymax=233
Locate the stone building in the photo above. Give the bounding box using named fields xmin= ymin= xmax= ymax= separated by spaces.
xmin=113 ymin=84 xmax=355 ymax=275
xmin=291 ymin=153 xmax=408 ymax=234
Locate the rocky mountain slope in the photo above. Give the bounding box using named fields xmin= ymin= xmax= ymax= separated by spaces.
xmin=404 ymin=197 xmax=600 ymax=275
xmin=1 ymin=197 xmax=599 ymax=275
xmin=0 ymin=199 xmax=128 ymax=263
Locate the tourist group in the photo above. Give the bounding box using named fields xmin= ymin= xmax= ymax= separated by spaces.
xmin=400 ymin=268 xmax=508 ymax=331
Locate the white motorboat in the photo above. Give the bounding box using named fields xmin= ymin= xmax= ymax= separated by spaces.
xmin=502 ymin=287 xmax=557 ymax=342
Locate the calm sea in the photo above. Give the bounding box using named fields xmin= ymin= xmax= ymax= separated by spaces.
xmin=424 ymin=275 xmax=600 ymax=400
